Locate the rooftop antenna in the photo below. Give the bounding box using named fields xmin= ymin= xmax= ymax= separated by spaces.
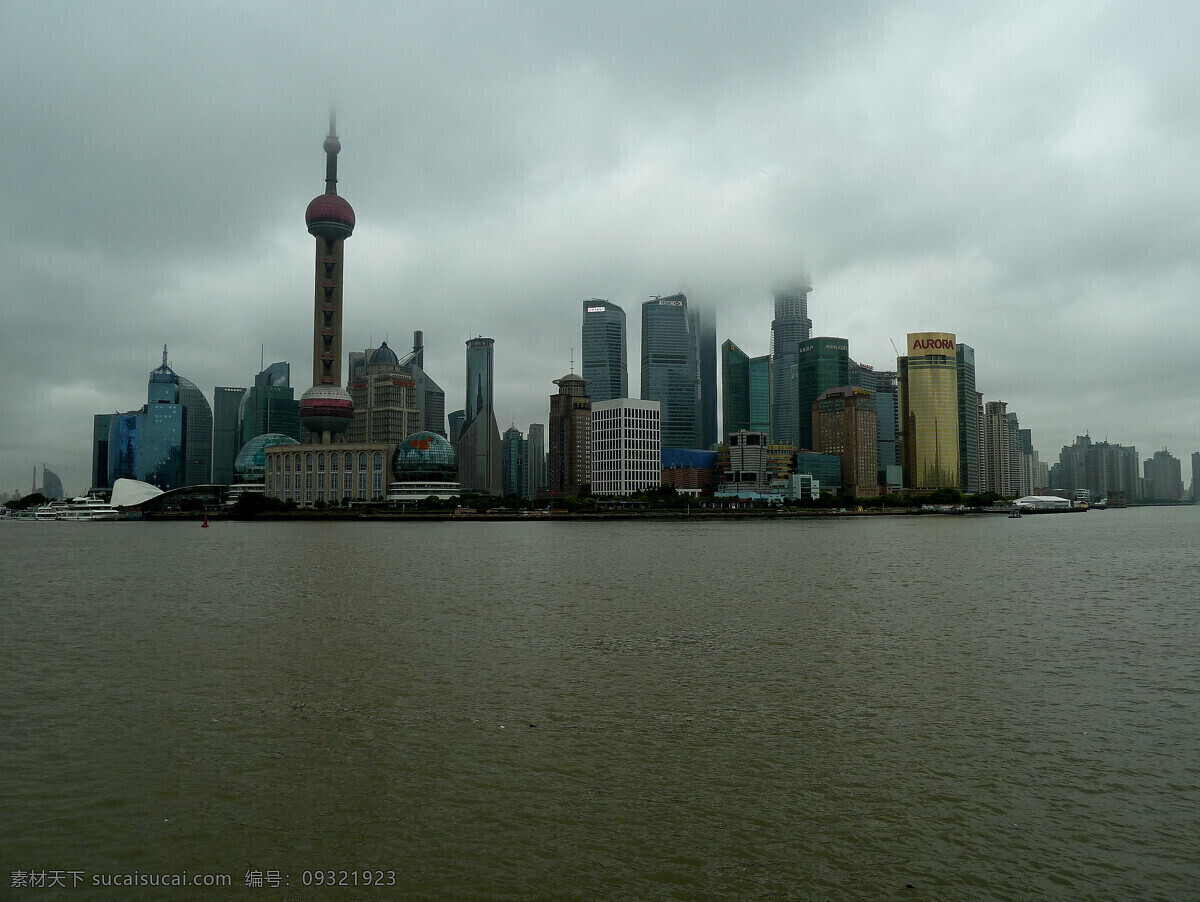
xmin=261 ymin=344 xmax=265 ymax=373
xmin=569 ymin=349 xmax=574 ymax=374
xmin=162 ymin=344 xmax=169 ymax=368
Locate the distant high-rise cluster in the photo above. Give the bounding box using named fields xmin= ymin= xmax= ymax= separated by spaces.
xmin=70 ymin=119 xmax=1194 ymax=508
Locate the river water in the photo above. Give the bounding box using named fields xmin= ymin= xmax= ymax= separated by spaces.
xmin=2 ymin=508 xmax=1198 ymax=900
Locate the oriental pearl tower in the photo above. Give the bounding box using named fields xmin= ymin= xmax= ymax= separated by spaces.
xmin=298 ymin=113 xmax=356 ymax=443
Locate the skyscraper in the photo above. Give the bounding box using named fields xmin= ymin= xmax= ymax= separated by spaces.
xmin=1006 ymin=411 xmax=1025 ymax=497
xmin=982 ymin=400 xmax=1010 ymax=495
xmin=299 ymin=114 xmax=356 ymax=443
xmin=397 ymin=331 xmax=447 ymax=437
xmin=212 ymin=386 xmax=246 ymax=484
xmin=898 ymin=332 xmax=960 ymax=490
xmin=1055 ymin=435 xmax=1140 ymax=501
xmin=501 ymin=426 xmax=527 ymax=497
xmin=1192 ymin=452 xmax=1200 ymax=502
xmin=748 ymin=355 xmax=771 ymax=435
xmin=812 ymin=386 xmax=879 ymax=497
xmin=91 ymin=414 xmax=114 ymax=492
xmin=956 ymin=344 xmax=980 ymax=494
xmin=107 ymin=348 xmax=189 ymax=491
xmin=641 ymin=294 xmax=698 ymax=449
xmin=581 ymin=300 xmax=627 ymax=403
xmin=457 ymin=337 xmax=502 ymax=494
xmin=874 ymin=370 xmax=900 ymax=486
xmin=691 ymin=304 xmax=717 ymax=449
xmin=721 ymin=340 xmax=750 ymax=439
xmin=549 ymin=373 xmax=591 ymax=495
xmin=525 ymin=423 xmax=547 ymax=499
xmin=770 ymin=280 xmax=812 ymax=446
xmin=239 ymin=362 xmax=300 ymax=449
xmin=795 ymin=337 xmax=849 ymax=451
xmin=348 ymin=342 xmax=422 ymax=444
xmin=1144 ymin=449 xmax=1184 ymax=501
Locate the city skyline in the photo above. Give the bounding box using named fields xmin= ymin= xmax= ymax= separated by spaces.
xmin=4 ymin=4 xmax=1200 ymax=495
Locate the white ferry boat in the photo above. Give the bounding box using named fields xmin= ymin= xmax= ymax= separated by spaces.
xmin=55 ymin=497 xmax=123 ymax=521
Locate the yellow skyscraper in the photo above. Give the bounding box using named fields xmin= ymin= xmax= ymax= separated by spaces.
xmin=898 ymin=332 xmax=960 ymax=491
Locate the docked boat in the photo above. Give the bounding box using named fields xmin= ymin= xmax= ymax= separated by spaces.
xmin=34 ymin=505 xmax=60 ymax=520
xmin=55 ymin=497 xmax=123 ymax=521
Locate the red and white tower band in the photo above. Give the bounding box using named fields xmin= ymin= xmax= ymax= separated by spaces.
xmin=299 ymin=114 xmax=356 ymax=442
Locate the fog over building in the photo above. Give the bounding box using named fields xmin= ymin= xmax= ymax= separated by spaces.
xmin=769 ymin=280 xmax=812 ymax=446
xmin=690 ymin=304 xmax=717 ymax=449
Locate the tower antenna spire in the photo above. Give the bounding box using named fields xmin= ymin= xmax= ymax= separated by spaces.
xmin=162 ymin=344 xmax=168 ymax=368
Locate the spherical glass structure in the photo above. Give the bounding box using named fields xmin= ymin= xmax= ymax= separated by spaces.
xmin=234 ymin=433 xmax=299 ymax=482
xmin=391 ymin=431 xmax=456 ymax=482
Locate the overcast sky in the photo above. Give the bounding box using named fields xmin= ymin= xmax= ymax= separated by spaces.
xmin=3 ymin=1 xmax=1198 ymax=496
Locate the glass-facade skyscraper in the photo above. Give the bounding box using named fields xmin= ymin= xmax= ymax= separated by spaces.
xmin=177 ymin=375 xmax=212 ymax=487
xmin=898 ymin=332 xmax=960 ymax=490
xmin=105 ymin=350 xmax=211 ymax=491
xmin=501 ymin=426 xmax=526 ymax=497
xmin=458 ymin=337 xmax=501 ymax=494
xmin=239 ymin=362 xmax=301 ymax=450
xmin=91 ymin=413 xmax=114 ymax=491
xmin=721 ymin=340 xmax=750 ymax=439
xmin=795 ymin=337 xmax=849 ymax=451
xmin=464 ymin=337 xmax=494 ymax=429
xmin=581 ymin=300 xmax=627 ymax=404
xmin=212 ymin=386 xmax=246 ymax=484
xmin=770 ymin=281 xmax=812 ymax=446
xmin=748 ymin=355 xmax=770 ymax=435
xmin=691 ymin=304 xmax=717 ymax=449
xmin=641 ymin=294 xmax=698 ymax=449
xmin=955 ymin=343 xmax=980 ymax=494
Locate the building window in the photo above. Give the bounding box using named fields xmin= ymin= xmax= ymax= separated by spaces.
xmin=331 ymin=453 xmax=339 ymax=472
xmin=306 ymin=453 xmax=313 ymax=472
xmin=318 ymin=453 xmax=326 ymax=471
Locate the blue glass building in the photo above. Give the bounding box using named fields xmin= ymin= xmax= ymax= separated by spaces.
xmin=641 ymin=294 xmax=699 ymax=450
xmin=581 ymin=300 xmax=627 ymax=404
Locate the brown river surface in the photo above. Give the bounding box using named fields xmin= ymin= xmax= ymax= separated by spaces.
xmin=2 ymin=508 xmax=1198 ymax=899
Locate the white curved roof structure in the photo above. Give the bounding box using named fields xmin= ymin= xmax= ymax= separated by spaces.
xmin=110 ymin=478 xmax=165 ymax=508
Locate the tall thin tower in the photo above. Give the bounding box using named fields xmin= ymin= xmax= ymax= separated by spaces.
xmin=770 ymin=279 xmax=812 ymax=445
xmin=299 ymin=113 xmax=356 ymax=443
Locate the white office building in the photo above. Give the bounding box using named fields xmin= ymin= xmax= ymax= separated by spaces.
xmin=590 ymin=399 xmax=661 ymax=495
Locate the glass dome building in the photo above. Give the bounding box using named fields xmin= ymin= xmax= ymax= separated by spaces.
xmin=387 ymin=431 xmax=461 ymax=502
xmin=234 ymin=433 xmax=300 ymax=483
